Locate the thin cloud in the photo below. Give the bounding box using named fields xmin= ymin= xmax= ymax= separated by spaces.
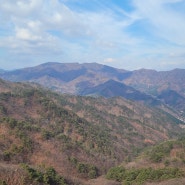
xmin=132 ymin=0 xmax=185 ymax=45
xmin=0 ymin=0 xmax=184 ymax=70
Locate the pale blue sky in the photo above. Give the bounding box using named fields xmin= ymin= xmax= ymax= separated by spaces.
xmin=0 ymin=0 xmax=185 ymax=70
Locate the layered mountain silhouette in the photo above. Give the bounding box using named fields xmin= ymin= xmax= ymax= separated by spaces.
xmin=0 ymin=62 xmax=185 ymax=117
xmin=0 ymin=64 xmax=185 ymax=184
xmin=80 ymin=79 xmax=160 ymax=105
xmin=1 ymin=62 xmax=184 ymax=95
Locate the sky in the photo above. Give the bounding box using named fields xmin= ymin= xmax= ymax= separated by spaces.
xmin=0 ymin=0 xmax=185 ymax=71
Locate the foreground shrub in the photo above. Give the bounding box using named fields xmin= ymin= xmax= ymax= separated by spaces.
xmin=106 ymin=166 xmax=184 ymax=184
xmin=21 ymin=164 xmax=68 ymax=185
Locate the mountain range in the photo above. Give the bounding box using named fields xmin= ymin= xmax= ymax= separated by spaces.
xmin=1 ymin=62 xmax=185 ymax=119
xmin=1 ymin=62 xmax=184 ymax=96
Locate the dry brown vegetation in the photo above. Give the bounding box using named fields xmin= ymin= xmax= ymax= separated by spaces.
xmin=0 ymin=79 xmax=184 ymax=184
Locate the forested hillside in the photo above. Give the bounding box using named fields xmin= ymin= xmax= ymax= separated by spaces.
xmin=0 ymin=79 xmax=184 ymax=185
xmin=106 ymin=137 xmax=185 ymax=185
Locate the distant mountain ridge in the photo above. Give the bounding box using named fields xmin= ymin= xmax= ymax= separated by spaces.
xmin=80 ymin=79 xmax=160 ymax=105
xmin=0 ymin=62 xmax=134 ymax=95
xmin=124 ymin=68 xmax=185 ymax=97
xmin=0 ymin=63 xmax=183 ymax=91
xmin=1 ymin=62 xmax=184 ymax=95
xmin=0 ymin=62 xmax=185 ymax=117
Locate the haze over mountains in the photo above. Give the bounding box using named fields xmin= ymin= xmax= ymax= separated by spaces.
xmin=1 ymin=62 xmax=185 ymax=119
xmin=1 ymin=62 xmax=184 ymax=95
xmin=1 ymin=0 xmax=185 ymax=183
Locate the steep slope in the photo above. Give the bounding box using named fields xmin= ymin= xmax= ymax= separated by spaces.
xmin=0 ymin=79 xmax=184 ymax=184
xmin=80 ymin=79 xmax=160 ymax=105
xmin=158 ymin=90 xmax=185 ymax=117
xmin=124 ymin=68 xmax=185 ymax=98
xmin=0 ymin=82 xmax=113 ymax=184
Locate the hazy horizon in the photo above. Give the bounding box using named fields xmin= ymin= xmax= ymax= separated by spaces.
xmin=1 ymin=61 xmax=185 ymax=72
xmin=0 ymin=0 xmax=185 ymax=71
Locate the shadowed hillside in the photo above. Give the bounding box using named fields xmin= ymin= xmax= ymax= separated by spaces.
xmin=1 ymin=63 xmax=185 ymax=119
xmin=79 ymin=79 xmax=160 ymax=105
xmin=1 ymin=63 xmax=185 ymax=98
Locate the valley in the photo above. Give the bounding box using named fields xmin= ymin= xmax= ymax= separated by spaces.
xmin=1 ymin=62 xmax=185 ymax=118
xmin=0 ymin=63 xmax=185 ymax=185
